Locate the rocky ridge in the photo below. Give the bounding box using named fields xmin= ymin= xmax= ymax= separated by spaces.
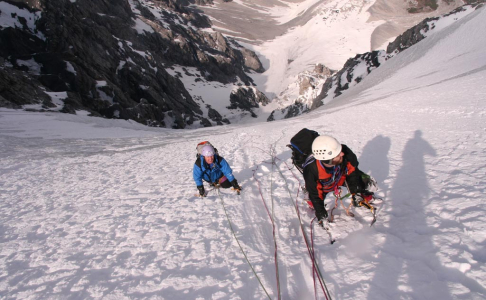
xmin=0 ymin=0 xmax=265 ymax=128
xmin=267 ymin=63 xmax=333 ymax=121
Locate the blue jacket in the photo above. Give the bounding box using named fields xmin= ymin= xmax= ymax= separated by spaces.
xmin=193 ymin=155 xmax=235 ymax=186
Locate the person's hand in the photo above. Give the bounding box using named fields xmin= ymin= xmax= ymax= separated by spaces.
xmin=231 ymin=180 xmax=241 ymax=191
xmin=317 ymin=210 xmax=328 ymax=227
xmin=197 ymin=185 xmax=205 ymax=197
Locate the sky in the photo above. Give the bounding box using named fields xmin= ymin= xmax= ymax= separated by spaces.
xmin=1 ymin=2 xmax=486 ymax=300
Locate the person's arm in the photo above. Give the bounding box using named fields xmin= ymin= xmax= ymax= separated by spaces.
xmin=193 ymin=160 xmax=204 ymax=187
xmin=218 ymin=157 xmax=236 ymax=183
xmin=304 ymin=163 xmax=328 ymax=220
xmin=342 ymin=144 xmax=358 ymax=168
xmin=342 ymin=144 xmax=362 ymax=194
xmin=193 ymin=161 xmax=206 ymax=196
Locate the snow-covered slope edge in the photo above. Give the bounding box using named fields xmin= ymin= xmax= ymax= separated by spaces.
xmin=269 ymin=2 xmax=485 ymax=120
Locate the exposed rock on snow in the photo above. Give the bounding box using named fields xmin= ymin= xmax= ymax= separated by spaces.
xmin=267 ymin=63 xmax=334 ymax=121
xmin=228 ymin=86 xmax=269 ymax=118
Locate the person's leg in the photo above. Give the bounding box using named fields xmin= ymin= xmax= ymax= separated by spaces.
xmin=220 ymin=177 xmax=232 ymax=188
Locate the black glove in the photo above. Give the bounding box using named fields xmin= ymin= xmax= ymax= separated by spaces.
xmin=317 ymin=214 xmax=328 ymax=227
xmin=352 ymin=195 xmax=359 ymax=207
xmin=197 ymin=185 xmax=205 ymax=197
xmin=317 ymin=209 xmax=328 ymax=227
xmin=231 ymin=179 xmax=241 ymax=191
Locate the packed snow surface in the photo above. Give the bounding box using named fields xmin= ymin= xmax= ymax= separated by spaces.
xmin=1 ymin=5 xmax=485 ymax=300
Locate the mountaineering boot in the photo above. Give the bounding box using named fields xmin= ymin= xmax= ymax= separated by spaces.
xmin=352 ymin=194 xmax=362 ymax=207
xmin=362 ymin=191 xmax=374 ymax=204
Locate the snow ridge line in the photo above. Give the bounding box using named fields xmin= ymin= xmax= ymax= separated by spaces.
xmin=253 ymin=163 xmax=282 ymax=300
xmin=216 ymin=188 xmax=272 ymax=299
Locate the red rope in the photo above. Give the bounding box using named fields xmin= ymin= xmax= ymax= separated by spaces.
xmin=311 ymin=217 xmax=318 ymax=300
xmin=252 ymin=148 xmax=332 ymax=300
xmin=284 ymin=161 xmax=330 ymax=300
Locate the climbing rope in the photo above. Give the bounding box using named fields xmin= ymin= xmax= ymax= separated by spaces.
xmin=253 ymin=164 xmax=282 ymax=300
xmin=216 ymin=189 xmax=272 ymax=300
xmin=252 ymin=145 xmax=333 ymax=300
xmin=310 ymin=217 xmax=318 ymax=300
xmin=277 ymin=161 xmax=332 ymax=300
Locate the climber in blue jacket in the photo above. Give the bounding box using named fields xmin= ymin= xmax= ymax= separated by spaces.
xmin=193 ymin=144 xmax=241 ymax=197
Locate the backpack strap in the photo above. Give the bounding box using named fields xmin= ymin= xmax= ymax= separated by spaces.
xmin=196 ymin=155 xmax=224 ymax=184
xmin=302 ymin=154 xmax=316 ymax=169
xmin=290 ymin=142 xmax=305 ymax=155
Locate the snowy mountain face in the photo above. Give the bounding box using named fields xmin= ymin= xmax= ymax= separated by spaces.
xmin=1 ymin=3 xmax=486 ymax=298
xmin=1 ymin=1 xmax=486 ymax=299
xmin=310 ymin=2 xmax=486 ymax=110
xmin=0 ymin=0 xmax=470 ymax=128
xmin=258 ymin=0 xmax=483 ymax=120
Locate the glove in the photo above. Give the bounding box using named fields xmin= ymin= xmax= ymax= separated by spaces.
xmin=352 ymin=195 xmax=359 ymax=207
xmin=317 ymin=214 xmax=328 ymax=227
xmin=317 ymin=209 xmax=328 ymax=227
xmin=231 ymin=179 xmax=241 ymax=191
xmin=197 ymin=185 xmax=205 ymax=197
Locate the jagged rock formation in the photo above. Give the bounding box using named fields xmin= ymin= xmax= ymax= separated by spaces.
xmin=267 ymin=63 xmax=333 ymax=121
xmin=0 ymin=0 xmax=264 ymax=128
xmin=312 ymin=51 xmax=384 ymax=110
xmin=228 ymin=86 xmax=269 ymax=118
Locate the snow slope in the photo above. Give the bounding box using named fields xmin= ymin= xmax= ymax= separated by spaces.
xmin=0 ymin=5 xmax=485 ymax=300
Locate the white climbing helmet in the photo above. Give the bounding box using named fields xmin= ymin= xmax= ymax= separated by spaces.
xmin=312 ymin=135 xmax=342 ymax=161
xmin=201 ymin=145 xmax=215 ymax=157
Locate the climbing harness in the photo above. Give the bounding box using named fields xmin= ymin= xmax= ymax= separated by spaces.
xmin=329 ymin=187 xmax=354 ymax=223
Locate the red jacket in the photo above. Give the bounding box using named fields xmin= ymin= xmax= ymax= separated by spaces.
xmin=303 ymin=144 xmax=362 ymax=220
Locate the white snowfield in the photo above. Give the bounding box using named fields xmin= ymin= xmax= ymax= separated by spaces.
xmin=1 ymin=5 xmax=486 ymax=300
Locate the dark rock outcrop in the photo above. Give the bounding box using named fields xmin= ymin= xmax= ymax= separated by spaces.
xmin=312 ymin=51 xmax=383 ymax=109
xmin=228 ymin=86 xmax=269 ymax=117
xmin=0 ymin=0 xmax=265 ymax=128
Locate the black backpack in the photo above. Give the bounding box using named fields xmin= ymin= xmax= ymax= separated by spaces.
xmin=287 ymin=128 xmax=319 ymax=174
